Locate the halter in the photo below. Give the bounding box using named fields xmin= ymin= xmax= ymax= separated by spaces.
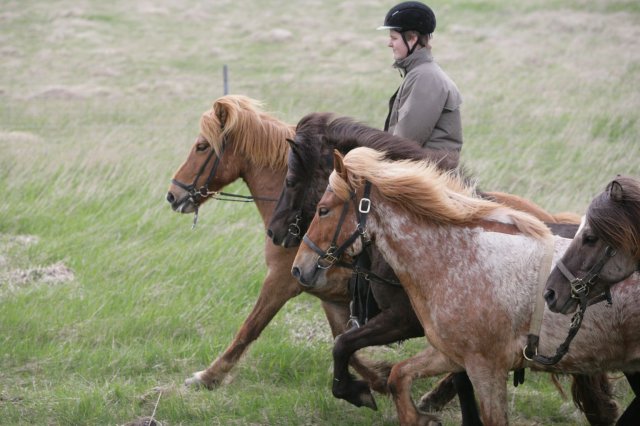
xmin=555 ymin=245 xmax=617 ymax=304
xmin=524 ymin=243 xmax=617 ymax=367
xmin=171 ymin=135 xmax=277 ymax=228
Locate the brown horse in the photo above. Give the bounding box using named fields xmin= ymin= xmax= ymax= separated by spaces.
xmin=166 ymin=95 xmax=388 ymax=389
xmin=268 ymin=112 xmax=615 ymax=424
xmin=545 ymin=175 xmax=640 ymax=315
xmin=292 ymin=147 xmax=640 ymax=425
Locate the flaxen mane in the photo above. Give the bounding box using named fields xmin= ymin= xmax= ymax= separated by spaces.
xmin=200 ymin=95 xmax=294 ymax=170
xmin=330 ymin=147 xmax=551 ymax=239
xmin=588 ymin=175 xmax=640 ymax=259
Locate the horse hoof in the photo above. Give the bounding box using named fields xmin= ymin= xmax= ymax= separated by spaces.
xmin=417 ymin=392 xmax=445 ymax=413
xmin=418 ymin=414 xmax=442 ymax=426
xmin=337 ymin=380 xmax=378 ymax=410
xmin=184 ymin=371 xmax=216 ymax=390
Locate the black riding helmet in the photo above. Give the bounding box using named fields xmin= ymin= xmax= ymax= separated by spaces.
xmin=377 ymin=2 xmax=436 ymax=55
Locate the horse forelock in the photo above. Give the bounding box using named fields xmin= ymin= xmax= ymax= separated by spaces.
xmin=200 ymin=95 xmax=293 ymax=171
xmin=588 ymin=176 xmax=640 ymax=259
xmin=332 ymin=147 xmax=550 ymax=239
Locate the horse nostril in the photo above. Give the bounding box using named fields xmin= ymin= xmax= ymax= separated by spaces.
xmin=543 ymin=289 xmax=556 ymax=305
xmin=166 ymin=192 xmax=175 ymax=204
xmin=291 ymin=266 xmax=301 ymax=280
xmin=266 ymin=228 xmax=274 ymax=239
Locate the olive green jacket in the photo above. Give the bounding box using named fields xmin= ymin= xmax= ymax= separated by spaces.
xmin=385 ymin=47 xmax=463 ymax=153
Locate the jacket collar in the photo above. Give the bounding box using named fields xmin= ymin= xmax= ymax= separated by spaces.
xmin=393 ymin=47 xmax=433 ymax=75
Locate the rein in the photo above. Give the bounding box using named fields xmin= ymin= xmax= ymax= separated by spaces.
xmin=171 ymin=136 xmax=278 ymax=229
xmin=524 ymin=243 xmax=617 ymax=367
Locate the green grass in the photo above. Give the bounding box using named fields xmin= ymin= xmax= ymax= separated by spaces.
xmin=1 ymin=0 xmax=639 ymax=424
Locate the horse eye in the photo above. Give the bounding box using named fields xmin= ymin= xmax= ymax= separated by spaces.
xmin=583 ymin=234 xmax=598 ymax=245
xmin=196 ymin=143 xmax=210 ymax=152
xmin=318 ymin=207 xmax=329 ymax=217
xmin=285 ymin=178 xmax=296 ymax=188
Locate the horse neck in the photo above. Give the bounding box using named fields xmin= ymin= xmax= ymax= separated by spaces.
xmin=241 ymin=162 xmax=287 ymax=229
xmin=367 ymin=196 xmax=548 ymax=327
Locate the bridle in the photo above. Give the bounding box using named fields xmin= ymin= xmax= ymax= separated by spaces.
xmin=285 ymin=184 xmax=311 ymax=241
xmin=171 ymin=139 xmax=227 ymax=221
xmin=300 ymin=181 xmax=400 ymax=282
xmin=284 ymin=150 xmax=335 ymax=241
xmin=525 ymin=243 xmax=617 ymax=367
xmin=302 ymin=181 xmax=372 ymax=270
xmin=171 ymin=135 xmax=277 ymax=228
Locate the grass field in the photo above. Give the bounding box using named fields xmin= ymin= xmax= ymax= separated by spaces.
xmin=1 ymin=0 xmax=639 ymax=424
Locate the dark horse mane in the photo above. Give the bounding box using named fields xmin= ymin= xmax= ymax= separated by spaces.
xmin=294 ymin=112 xmax=438 ymax=163
xmin=588 ymin=175 xmax=640 ymax=260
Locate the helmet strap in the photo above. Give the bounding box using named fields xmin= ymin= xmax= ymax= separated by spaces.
xmin=401 ymin=32 xmax=419 ymax=56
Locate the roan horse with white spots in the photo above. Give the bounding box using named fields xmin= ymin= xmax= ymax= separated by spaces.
xmin=268 ymin=112 xmax=618 ymax=425
xmin=166 ymin=95 xmax=390 ymax=389
xmin=292 ymin=147 xmax=640 ymax=425
xmin=545 ymin=174 xmax=640 ymax=425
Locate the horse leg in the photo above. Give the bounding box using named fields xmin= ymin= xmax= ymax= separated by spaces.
xmin=571 ymin=373 xmax=618 ymax=426
xmin=417 ymin=374 xmax=457 ymax=412
xmin=415 ymin=370 xmax=483 ymax=426
xmin=464 ymin=357 xmax=509 ymax=426
xmin=185 ymin=265 xmax=301 ymax=388
xmin=321 ymin=300 xmax=393 ymax=399
xmin=616 ymin=372 xmax=640 ymax=426
xmin=388 ymin=346 xmax=458 ymax=426
xmin=331 ymin=309 xmax=423 ymax=410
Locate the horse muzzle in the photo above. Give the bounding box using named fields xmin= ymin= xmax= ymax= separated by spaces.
xmin=166 ymin=191 xmax=197 ymax=214
xmin=266 ymin=227 xmax=300 ymax=249
xmin=291 ymin=260 xmax=325 ymax=288
xmin=544 ymin=288 xmax=579 ymax=314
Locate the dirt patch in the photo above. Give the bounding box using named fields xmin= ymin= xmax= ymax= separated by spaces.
xmin=279 ymin=301 xmax=333 ymax=346
xmin=27 ymin=85 xmax=113 ymax=100
xmin=0 ymin=234 xmax=75 ymax=292
xmin=4 ymin=261 xmax=74 ymax=287
xmin=5 ymin=130 xmax=43 ymax=143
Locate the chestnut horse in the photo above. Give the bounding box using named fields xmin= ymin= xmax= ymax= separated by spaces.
xmin=166 ymin=95 xmax=389 ymax=389
xmin=268 ymin=112 xmax=614 ymax=424
xmin=292 ymin=147 xmax=640 ymax=425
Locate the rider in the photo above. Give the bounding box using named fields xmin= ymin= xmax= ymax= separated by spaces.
xmin=350 ymin=1 xmax=465 ymax=325
xmin=379 ymin=1 xmax=463 ymax=170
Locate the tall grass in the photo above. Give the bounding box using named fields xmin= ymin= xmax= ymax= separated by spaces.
xmin=1 ymin=0 xmax=638 ymax=424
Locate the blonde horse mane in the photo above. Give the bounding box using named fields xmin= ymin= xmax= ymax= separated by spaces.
xmin=199 ymin=95 xmax=295 ymax=171
xmin=330 ymin=147 xmax=551 ymax=240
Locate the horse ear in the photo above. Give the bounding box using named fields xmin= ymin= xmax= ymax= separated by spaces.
xmin=214 ymin=102 xmax=228 ymax=128
xmin=609 ymin=179 xmax=624 ymax=202
xmin=333 ymin=150 xmax=347 ymax=180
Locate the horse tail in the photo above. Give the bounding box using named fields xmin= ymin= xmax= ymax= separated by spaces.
xmin=571 ymin=373 xmax=619 ymax=426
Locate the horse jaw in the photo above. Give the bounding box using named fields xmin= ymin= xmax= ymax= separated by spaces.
xmin=175 ymin=199 xmax=196 ymax=214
